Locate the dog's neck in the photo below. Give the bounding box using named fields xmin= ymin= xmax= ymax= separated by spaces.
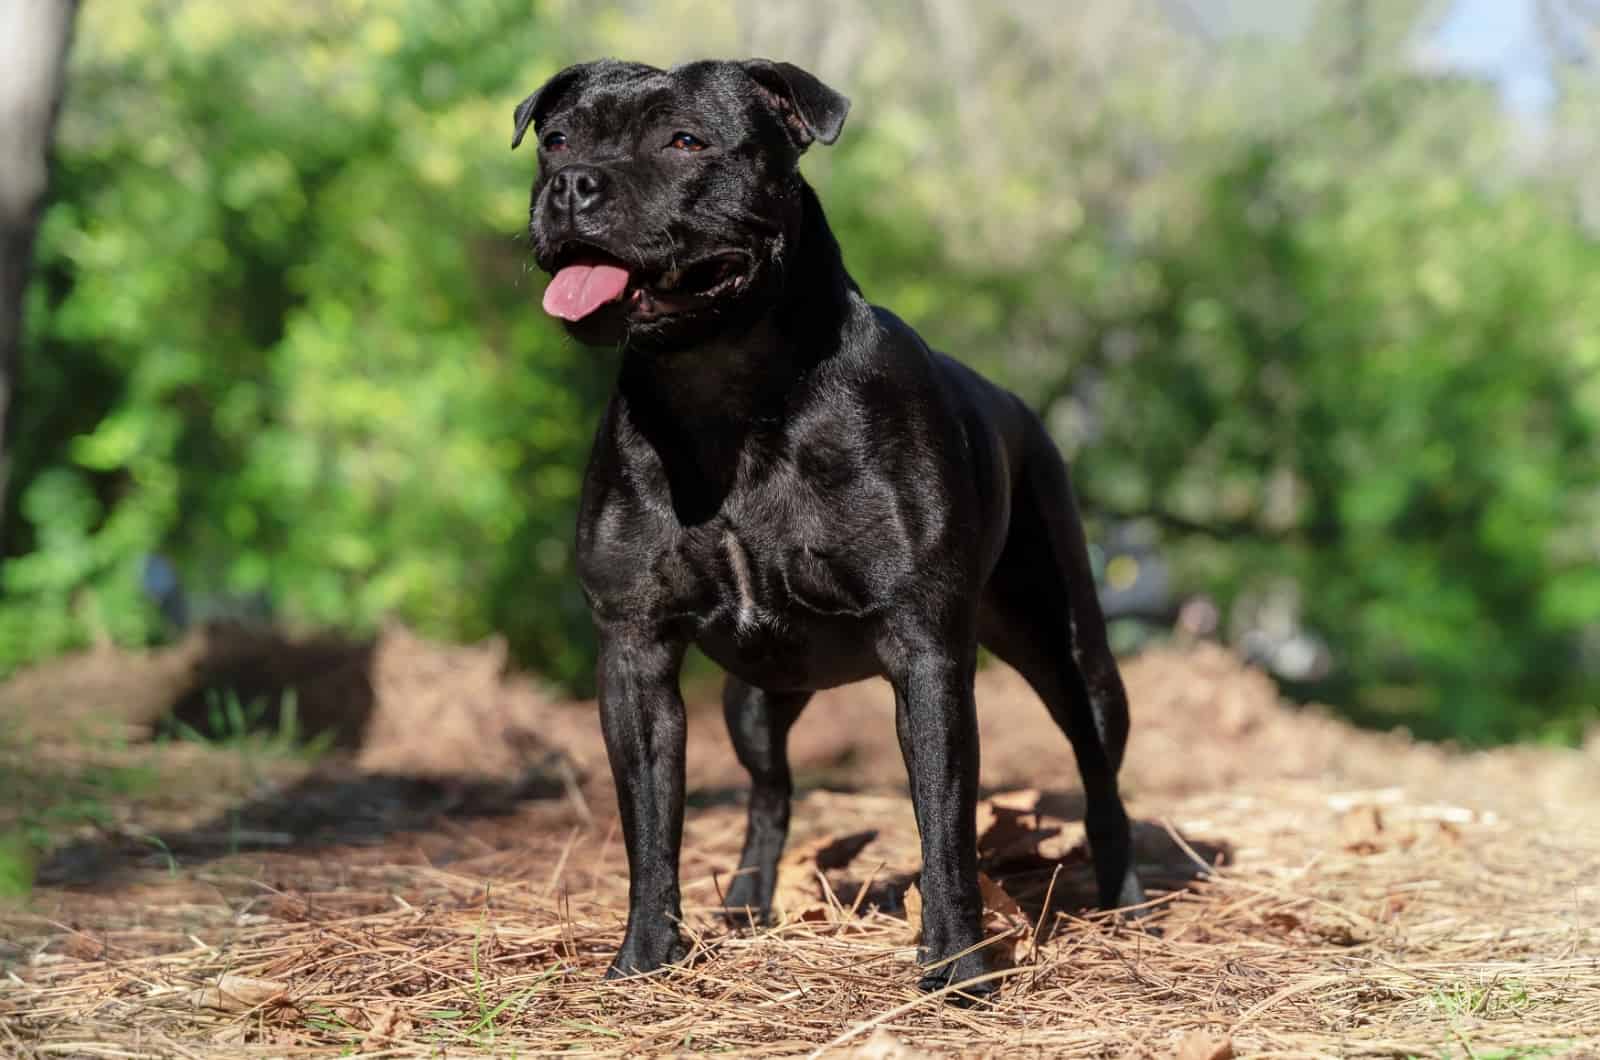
xmin=617 ymin=179 xmax=856 ymax=524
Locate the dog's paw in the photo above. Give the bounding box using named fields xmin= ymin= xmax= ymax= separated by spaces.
xmin=916 ymin=952 xmax=997 ymax=1006
xmin=604 ymin=931 xmax=689 ymax=980
xmin=1102 ymin=879 xmax=1166 ymax=939
xmin=1103 ymin=869 xmax=1156 ymax=926
xmin=1114 ymin=869 xmax=1148 ymax=911
xmin=721 ymin=902 xmax=771 ymax=930
xmin=720 ymin=877 xmax=772 ymax=930
xmin=1114 ymin=906 xmax=1166 ymax=939
xmin=1095 ymin=867 xmax=1149 ymax=917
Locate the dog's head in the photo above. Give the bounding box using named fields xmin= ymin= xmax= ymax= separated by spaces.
xmin=515 ymin=58 xmax=849 ymax=351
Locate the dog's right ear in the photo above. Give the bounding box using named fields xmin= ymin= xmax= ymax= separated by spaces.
xmin=511 ymin=63 xmax=591 ymax=149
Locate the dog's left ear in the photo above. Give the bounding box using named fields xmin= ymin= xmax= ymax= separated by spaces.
xmin=511 ymin=63 xmax=591 ymax=149
xmin=740 ymin=59 xmax=850 ymax=149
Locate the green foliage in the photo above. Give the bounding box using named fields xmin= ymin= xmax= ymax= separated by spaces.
xmin=1052 ymin=91 xmax=1600 ymax=744
xmin=7 ymin=0 xmax=606 ymax=686
xmin=5 ymin=3 xmax=1599 ymax=742
xmin=160 ymin=688 xmax=335 ymax=760
xmin=0 ymin=831 xmax=35 ymax=901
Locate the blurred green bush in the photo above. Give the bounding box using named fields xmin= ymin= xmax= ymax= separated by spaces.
xmin=5 ymin=1 xmax=1598 ymax=743
xmin=7 ymin=0 xmax=610 ymax=686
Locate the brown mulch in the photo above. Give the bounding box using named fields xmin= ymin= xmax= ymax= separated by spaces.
xmin=0 ymin=622 xmax=586 ymax=782
xmin=2 ymin=639 xmax=1598 ymax=1057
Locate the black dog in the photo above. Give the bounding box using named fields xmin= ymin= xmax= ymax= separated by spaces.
xmin=514 ymin=58 xmax=1144 ymax=1000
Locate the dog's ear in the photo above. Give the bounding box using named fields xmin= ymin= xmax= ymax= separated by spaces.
xmin=511 ymin=63 xmax=590 ymax=149
xmin=740 ymin=59 xmax=850 ymax=149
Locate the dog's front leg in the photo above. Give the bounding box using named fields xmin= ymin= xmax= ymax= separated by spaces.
xmin=597 ymin=625 xmax=690 ymax=979
xmin=882 ymin=627 xmax=993 ymax=1003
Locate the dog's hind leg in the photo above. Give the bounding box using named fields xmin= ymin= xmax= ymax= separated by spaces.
xmin=978 ymin=422 xmax=1146 ymax=912
xmin=721 ymin=677 xmax=811 ymax=925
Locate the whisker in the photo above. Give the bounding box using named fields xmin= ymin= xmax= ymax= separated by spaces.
xmin=654 ymin=225 xmax=680 ymax=274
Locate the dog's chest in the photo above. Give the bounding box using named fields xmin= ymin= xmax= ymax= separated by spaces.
xmin=649 ymin=498 xmax=893 ymax=689
xmin=580 ymin=427 xmax=922 ymax=689
xmin=694 ymin=520 xmax=868 ymax=618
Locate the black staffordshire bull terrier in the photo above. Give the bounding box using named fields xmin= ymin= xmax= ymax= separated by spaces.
xmin=514 ymin=57 xmax=1145 ymax=1001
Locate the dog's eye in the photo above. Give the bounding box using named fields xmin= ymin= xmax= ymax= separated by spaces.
xmin=668 ymin=132 xmax=707 ymax=152
xmin=542 ymin=131 xmax=568 ymax=151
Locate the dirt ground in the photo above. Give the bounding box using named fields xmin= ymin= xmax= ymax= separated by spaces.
xmin=1 ymin=627 xmax=1597 ymax=1057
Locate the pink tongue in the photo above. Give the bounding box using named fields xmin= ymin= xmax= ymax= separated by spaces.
xmin=542 ymin=263 xmax=631 ymax=321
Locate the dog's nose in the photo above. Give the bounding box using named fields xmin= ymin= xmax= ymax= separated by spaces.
xmin=549 ymin=164 xmax=607 ymax=216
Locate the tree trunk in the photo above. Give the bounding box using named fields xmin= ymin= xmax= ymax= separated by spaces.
xmin=0 ymin=0 xmax=78 ymax=558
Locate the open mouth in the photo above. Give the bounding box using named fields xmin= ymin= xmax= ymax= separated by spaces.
xmin=542 ymin=245 xmax=751 ymax=323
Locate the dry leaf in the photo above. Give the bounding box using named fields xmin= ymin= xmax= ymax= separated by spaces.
xmin=903 ymin=881 xmax=923 ymax=942
xmin=1338 ymin=805 xmax=1386 ymax=854
xmin=360 ymin=1003 xmax=414 ymax=1052
xmin=978 ymin=788 xmax=1041 ymax=821
xmin=844 ymin=1027 xmax=930 ymax=1058
xmin=978 ymin=872 xmax=1032 ymax=967
xmin=979 ymin=872 xmax=1024 ymax=921
xmin=772 ymin=838 xmax=832 ymax=922
xmin=1339 ymin=805 xmax=1438 ymax=854
xmin=902 ymin=874 xmax=1029 ymax=954
xmin=976 ymin=789 xmax=1058 ymax=862
xmin=1172 ymin=1031 xmax=1235 ymax=1060
xmin=185 ymin=974 xmax=286 ymax=1013
xmin=1263 ymin=911 xmax=1302 ymax=935
xmin=772 ymin=831 xmax=877 ymax=923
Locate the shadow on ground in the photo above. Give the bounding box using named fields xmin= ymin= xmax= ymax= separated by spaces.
xmin=793 ymin=788 xmax=1232 ymax=935
xmin=2 ymin=623 xmax=589 ymax=892
xmin=34 ymin=760 xmax=577 ymax=888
